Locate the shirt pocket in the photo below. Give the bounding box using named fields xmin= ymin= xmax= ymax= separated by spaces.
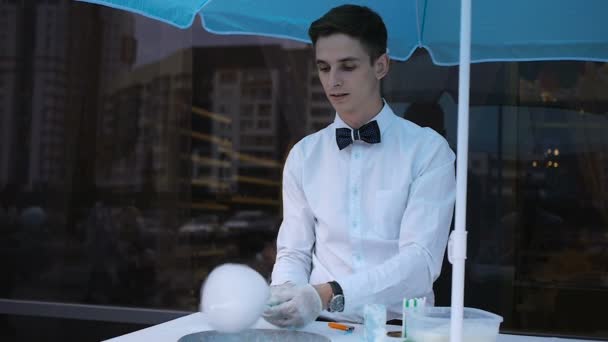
xmin=371 ymin=190 xmax=408 ymax=240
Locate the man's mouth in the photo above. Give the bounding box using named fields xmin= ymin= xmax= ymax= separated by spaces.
xmin=330 ymin=93 xmax=349 ymax=99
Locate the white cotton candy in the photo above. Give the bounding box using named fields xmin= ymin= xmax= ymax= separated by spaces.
xmin=200 ymin=264 xmax=269 ymax=333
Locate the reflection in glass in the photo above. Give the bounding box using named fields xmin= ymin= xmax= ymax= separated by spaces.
xmin=0 ymin=1 xmax=607 ymax=340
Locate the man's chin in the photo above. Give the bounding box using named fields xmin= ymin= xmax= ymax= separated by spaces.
xmin=332 ymin=103 xmax=353 ymax=116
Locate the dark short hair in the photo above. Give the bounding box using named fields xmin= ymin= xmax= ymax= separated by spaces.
xmin=308 ymin=4 xmax=387 ymax=63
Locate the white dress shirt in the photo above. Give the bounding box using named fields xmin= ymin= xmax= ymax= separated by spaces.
xmin=271 ymin=102 xmax=456 ymax=322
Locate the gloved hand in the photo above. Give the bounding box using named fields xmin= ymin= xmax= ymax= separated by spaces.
xmin=262 ymin=283 xmax=322 ymax=328
xmin=266 ymin=282 xmax=297 ymax=307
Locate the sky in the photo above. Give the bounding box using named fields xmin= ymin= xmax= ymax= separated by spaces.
xmin=134 ymin=14 xmax=306 ymax=67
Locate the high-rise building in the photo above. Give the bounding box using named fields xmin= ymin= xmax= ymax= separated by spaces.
xmin=211 ymin=67 xmax=280 ymax=190
xmin=305 ymin=58 xmax=334 ymax=133
xmin=95 ymin=49 xmax=191 ymax=199
xmin=191 ymin=46 xmax=286 ymax=213
xmin=0 ymin=1 xmax=18 ymax=186
xmin=26 ymin=1 xmax=72 ymax=188
xmin=0 ymin=1 xmax=105 ymax=194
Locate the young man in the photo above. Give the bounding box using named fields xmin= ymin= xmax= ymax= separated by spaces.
xmin=262 ymin=5 xmax=456 ymax=327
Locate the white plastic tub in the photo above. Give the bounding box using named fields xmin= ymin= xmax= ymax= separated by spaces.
xmin=406 ymin=307 xmax=503 ymax=342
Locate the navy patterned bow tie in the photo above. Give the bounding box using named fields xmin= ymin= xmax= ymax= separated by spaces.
xmin=335 ymin=120 xmax=381 ymax=150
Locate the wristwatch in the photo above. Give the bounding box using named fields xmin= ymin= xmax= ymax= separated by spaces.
xmin=327 ymin=281 xmax=345 ymax=312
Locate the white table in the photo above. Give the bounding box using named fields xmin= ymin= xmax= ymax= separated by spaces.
xmin=105 ymin=313 xmax=595 ymax=342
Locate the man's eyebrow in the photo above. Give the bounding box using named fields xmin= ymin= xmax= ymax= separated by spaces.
xmin=338 ymin=57 xmax=360 ymax=63
xmin=315 ymin=57 xmax=360 ymax=64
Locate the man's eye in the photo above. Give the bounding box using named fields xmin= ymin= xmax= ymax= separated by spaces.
xmin=318 ymin=66 xmax=330 ymax=72
xmin=342 ymin=65 xmax=356 ymax=71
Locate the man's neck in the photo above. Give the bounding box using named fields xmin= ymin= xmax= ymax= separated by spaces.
xmin=339 ymin=98 xmax=384 ymax=129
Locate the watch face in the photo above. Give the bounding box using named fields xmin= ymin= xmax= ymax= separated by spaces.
xmin=329 ymin=294 xmax=345 ymax=312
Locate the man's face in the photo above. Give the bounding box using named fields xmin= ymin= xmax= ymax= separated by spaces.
xmin=315 ymin=33 xmax=385 ymax=120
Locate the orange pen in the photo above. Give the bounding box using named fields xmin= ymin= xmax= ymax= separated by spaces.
xmin=328 ymin=322 xmax=355 ymax=332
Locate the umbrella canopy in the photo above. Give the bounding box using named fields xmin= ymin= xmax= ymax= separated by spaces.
xmin=80 ymin=0 xmax=608 ymax=64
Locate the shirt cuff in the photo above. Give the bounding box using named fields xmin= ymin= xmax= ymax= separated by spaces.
xmin=334 ymin=272 xmax=365 ymax=312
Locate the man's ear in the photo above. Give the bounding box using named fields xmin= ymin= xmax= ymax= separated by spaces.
xmin=374 ymin=53 xmax=390 ymax=80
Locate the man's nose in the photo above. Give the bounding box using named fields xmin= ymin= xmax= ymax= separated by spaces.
xmin=329 ymin=70 xmax=342 ymax=87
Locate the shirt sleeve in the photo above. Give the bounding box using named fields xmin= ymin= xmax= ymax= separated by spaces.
xmin=336 ymin=133 xmax=456 ymax=311
xmin=270 ymin=144 xmax=316 ymax=286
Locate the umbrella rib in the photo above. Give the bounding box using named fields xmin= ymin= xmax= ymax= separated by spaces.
xmin=414 ymin=0 xmax=422 ymax=46
xmin=415 ymin=0 xmax=429 ymax=47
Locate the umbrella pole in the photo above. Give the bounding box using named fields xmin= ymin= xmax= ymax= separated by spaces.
xmin=449 ymin=0 xmax=471 ymax=341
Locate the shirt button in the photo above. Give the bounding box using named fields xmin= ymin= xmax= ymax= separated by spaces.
xmin=353 ymin=188 xmax=358 ymax=195
xmin=354 ymin=152 xmax=360 ymax=159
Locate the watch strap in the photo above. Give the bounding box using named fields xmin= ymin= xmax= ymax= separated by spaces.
xmin=328 ymin=281 xmax=343 ymax=297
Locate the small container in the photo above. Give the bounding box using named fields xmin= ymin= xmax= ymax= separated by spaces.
xmin=405 ymin=307 xmax=503 ymax=342
xmin=363 ymin=304 xmax=386 ymax=342
xmin=402 ymin=297 xmax=426 ymax=339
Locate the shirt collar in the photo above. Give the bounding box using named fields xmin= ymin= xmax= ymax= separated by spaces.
xmin=333 ymin=99 xmax=395 ymax=136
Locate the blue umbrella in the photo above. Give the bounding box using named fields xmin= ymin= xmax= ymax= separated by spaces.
xmin=79 ymin=0 xmax=608 ymax=64
xmin=77 ymin=1 xmax=608 ymax=341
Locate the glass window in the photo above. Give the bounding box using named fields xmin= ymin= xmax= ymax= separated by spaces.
xmin=310 ymin=106 xmax=329 ymax=117
xmin=311 ymin=91 xmax=326 ymax=102
xmin=257 ymin=119 xmax=271 ymax=129
xmin=0 ymin=3 xmax=606 ymax=341
xmin=257 ymin=103 xmax=271 ymax=117
xmin=385 ymin=56 xmax=608 ymax=339
xmin=240 ymin=104 xmax=254 ymax=117
xmin=218 ymin=71 xmax=237 ymax=84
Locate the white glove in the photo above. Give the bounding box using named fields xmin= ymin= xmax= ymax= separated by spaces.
xmin=266 ymin=282 xmax=297 ymax=307
xmin=262 ymin=283 xmax=322 ymax=328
